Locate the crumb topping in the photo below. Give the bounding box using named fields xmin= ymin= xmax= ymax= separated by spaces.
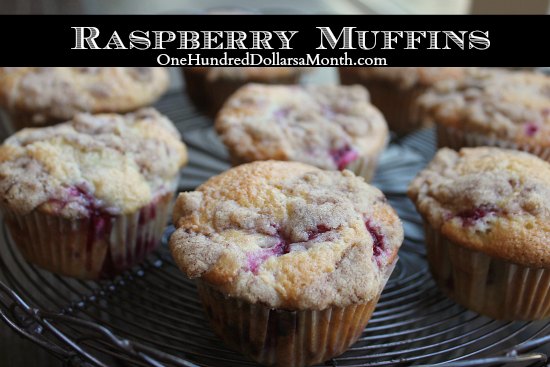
xmin=0 ymin=108 xmax=187 ymax=217
xmin=215 ymin=84 xmax=388 ymax=170
xmin=170 ymin=161 xmax=403 ymax=310
xmin=0 ymin=67 xmax=169 ymax=125
xmin=408 ymin=147 xmax=550 ymax=267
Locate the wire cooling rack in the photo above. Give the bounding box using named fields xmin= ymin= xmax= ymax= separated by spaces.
xmin=1 ymin=91 xmax=550 ymax=367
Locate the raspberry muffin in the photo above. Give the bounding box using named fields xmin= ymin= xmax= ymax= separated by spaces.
xmin=339 ymin=67 xmax=466 ymax=134
xmin=0 ymin=108 xmax=187 ymax=279
xmin=182 ymin=67 xmax=307 ymax=116
xmin=215 ymin=84 xmax=388 ymax=182
xmin=0 ymin=67 xmax=169 ymax=131
xmin=170 ymin=161 xmax=403 ymax=366
xmin=418 ymin=69 xmax=550 ymax=161
xmin=408 ymin=147 xmax=550 ymax=320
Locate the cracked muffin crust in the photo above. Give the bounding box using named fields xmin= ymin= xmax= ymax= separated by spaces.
xmin=408 ymin=147 xmax=550 ymax=267
xmin=170 ymin=160 xmax=403 ymax=310
xmin=418 ymin=69 xmax=550 ymax=152
xmin=0 ymin=108 xmax=187 ymax=218
xmin=0 ymin=67 xmax=169 ymax=129
xmin=215 ymin=84 xmax=388 ymax=178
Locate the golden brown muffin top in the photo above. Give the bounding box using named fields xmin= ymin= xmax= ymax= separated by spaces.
xmin=170 ymin=161 xmax=403 ymax=310
xmin=418 ymin=69 xmax=550 ymax=147
xmin=0 ymin=67 xmax=169 ymax=125
xmin=345 ymin=67 xmax=467 ymax=88
xmin=0 ymin=108 xmax=187 ymax=218
xmin=408 ymin=147 xmax=550 ymax=267
xmin=215 ymin=84 xmax=388 ymax=170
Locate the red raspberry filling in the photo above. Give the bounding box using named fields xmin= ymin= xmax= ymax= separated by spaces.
xmin=246 ymin=224 xmax=333 ymax=274
xmin=524 ymin=122 xmax=540 ymax=137
xmin=330 ymin=146 xmax=359 ymax=170
xmin=365 ymin=219 xmax=386 ymax=267
xmin=455 ymin=205 xmax=498 ymax=227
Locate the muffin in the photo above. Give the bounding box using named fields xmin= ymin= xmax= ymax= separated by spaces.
xmin=339 ymin=67 xmax=466 ymax=134
xmin=0 ymin=108 xmax=187 ymax=279
xmin=418 ymin=68 xmax=550 ymax=161
xmin=0 ymin=67 xmax=169 ymax=131
xmin=408 ymin=147 xmax=550 ymax=320
xmin=170 ymin=160 xmax=403 ymax=366
xmin=182 ymin=67 xmax=307 ymax=116
xmin=215 ymin=84 xmax=388 ymax=182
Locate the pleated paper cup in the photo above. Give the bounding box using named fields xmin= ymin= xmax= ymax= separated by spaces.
xmin=1 ymin=185 xmax=176 ymax=280
xmin=436 ymin=124 xmax=550 ymax=162
xmin=339 ymin=70 xmax=426 ymax=135
xmin=345 ymin=153 xmax=382 ymax=183
xmin=424 ymin=223 xmax=550 ymax=320
xmin=196 ymin=261 xmax=396 ymax=367
xmin=0 ymin=106 xmax=63 ymax=132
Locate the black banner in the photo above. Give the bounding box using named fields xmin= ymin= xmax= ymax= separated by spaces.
xmin=0 ymin=15 xmax=547 ymax=66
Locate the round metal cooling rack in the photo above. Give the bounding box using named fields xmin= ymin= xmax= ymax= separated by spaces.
xmin=1 ymin=91 xmax=550 ymax=367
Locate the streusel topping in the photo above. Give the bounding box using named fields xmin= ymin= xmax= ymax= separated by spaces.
xmin=408 ymin=147 xmax=550 ymax=267
xmin=0 ymin=67 xmax=169 ymax=125
xmin=418 ymin=69 xmax=550 ymax=146
xmin=215 ymin=84 xmax=388 ymax=170
xmin=347 ymin=67 xmax=466 ymax=88
xmin=0 ymin=108 xmax=187 ymax=218
xmin=170 ymin=161 xmax=403 ymax=310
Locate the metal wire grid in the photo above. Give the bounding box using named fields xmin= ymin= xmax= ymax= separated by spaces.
xmin=1 ymin=91 xmax=550 ymax=367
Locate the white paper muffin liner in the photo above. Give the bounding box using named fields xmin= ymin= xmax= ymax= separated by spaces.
xmin=346 ymin=154 xmax=380 ymax=182
xmin=436 ymin=124 xmax=550 ymax=162
xmin=1 ymin=181 xmax=177 ymax=280
xmin=424 ymin=223 xmax=550 ymax=320
xmin=196 ymin=260 xmax=396 ymax=367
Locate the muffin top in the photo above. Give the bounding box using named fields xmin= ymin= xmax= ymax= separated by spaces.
xmin=0 ymin=108 xmax=187 ymax=218
xmin=0 ymin=67 xmax=169 ymax=125
xmin=344 ymin=67 xmax=466 ymax=89
xmin=408 ymin=147 xmax=550 ymax=267
xmin=187 ymin=67 xmax=305 ymax=81
xmin=215 ymin=84 xmax=388 ymax=170
xmin=418 ymin=69 xmax=550 ymax=147
xmin=170 ymin=161 xmax=403 ymax=310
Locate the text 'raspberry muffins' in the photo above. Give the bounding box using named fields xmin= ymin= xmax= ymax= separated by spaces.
xmin=0 ymin=108 xmax=187 ymax=279
xmin=170 ymin=161 xmax=403 ymax=366
xmin=183 ymin=67 xmax=307 ymax=116
xmin=0 ymin=67 xmax=169 ymax=130
xmin=409 ymin=147 xmax=550 ymax=320
xmin=339 ymin=67 xmax=466 ymax=134
xmin=418 ymin=68 xmax=550 ymax=161
xmin=215 ymin=84 xmax=388 ymax=181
